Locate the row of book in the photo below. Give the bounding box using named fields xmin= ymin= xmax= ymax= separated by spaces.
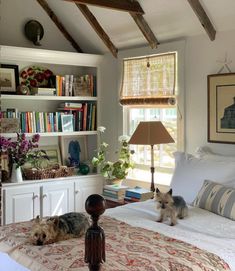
xmin=1 ymin=103 xmax=96 ymax=133
xmin=103 ymin=184 xmax=154 ymax=203
xmin=45 ymin=74 xmax=97 ymax=97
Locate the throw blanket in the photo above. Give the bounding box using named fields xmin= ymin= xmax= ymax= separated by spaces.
xmin=0 ymin=216 xmax=230 ymax=271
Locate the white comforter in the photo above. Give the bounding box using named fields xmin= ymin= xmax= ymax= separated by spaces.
xmin=106 ymin=199 xmax=235 ymax=271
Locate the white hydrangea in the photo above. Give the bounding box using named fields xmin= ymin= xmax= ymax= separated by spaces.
xmin=97 ymin=126 xmax=106 ymax=133
xmin=118 ymin=135 xmax=130 ymax=142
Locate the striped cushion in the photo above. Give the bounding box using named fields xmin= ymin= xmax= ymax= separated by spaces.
xmin=193 ymin=180 xmax=235 ymax=220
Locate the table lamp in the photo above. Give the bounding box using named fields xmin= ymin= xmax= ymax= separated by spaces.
xmin=128 ymin=121 xmax=174 ymax=192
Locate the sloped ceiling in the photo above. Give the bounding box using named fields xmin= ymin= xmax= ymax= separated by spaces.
xmin=1 ymin=0 xmax=235 ymax=55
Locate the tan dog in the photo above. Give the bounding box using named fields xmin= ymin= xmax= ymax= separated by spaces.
xmin=30 ymin=212 xmax=90 ymax=245
xmin=155 ymin=188 xmax=188 ymax=226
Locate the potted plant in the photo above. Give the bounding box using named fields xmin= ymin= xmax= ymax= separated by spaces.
xmin=0 ymin=133 xmax=47 ymax=182
xmin=92 ymin=126 xmax=134 ymax=184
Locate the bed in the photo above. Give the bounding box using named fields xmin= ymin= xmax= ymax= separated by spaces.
xmin=1 ymin=149 xmax=235 ymax=271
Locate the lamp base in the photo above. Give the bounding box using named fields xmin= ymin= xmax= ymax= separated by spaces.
xmin=150 ymin=166 xmax=155 ymax=193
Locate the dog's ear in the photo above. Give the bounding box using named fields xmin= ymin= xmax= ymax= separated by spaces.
xmin=168 ymin=189 xmax=173 ymax=195
xmin=32 ymin=215 xmax=41 ymax=224
xmin=156 ymin=188 xmax=160 ymax=194
xmin=51 ymin=216 xmax=59 ymax=228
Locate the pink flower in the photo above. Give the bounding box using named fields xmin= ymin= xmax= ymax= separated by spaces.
xmin=30 ymin=79 xmax=37 ymax=87
xmin=34 ymin=72 xmax=45 ymax=83
xmin=21 ymin=71 xmax=27 ymax=79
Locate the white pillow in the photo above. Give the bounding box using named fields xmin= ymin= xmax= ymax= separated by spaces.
xmin=195 ymin=146 xmax=235 ymax=162
xmin=170 ymin=152 xmax=235 ymax=204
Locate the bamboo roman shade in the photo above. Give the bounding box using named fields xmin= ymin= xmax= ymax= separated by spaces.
xmin=120 ymin=53 xmax=176 ymax=106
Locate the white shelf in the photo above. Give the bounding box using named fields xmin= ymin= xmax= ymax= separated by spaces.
xmin=0 ymin=95 xmax=98 ymax=101
xmin=2 ymin=131 xmax=98 ymax=138
xmin=0 ymin=45 xmax=103 ymax=67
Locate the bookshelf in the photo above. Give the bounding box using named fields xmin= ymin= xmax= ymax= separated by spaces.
xmin=0 ymin=45 xmax=103 ymax=168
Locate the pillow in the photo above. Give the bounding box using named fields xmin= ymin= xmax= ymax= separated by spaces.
xmin=193 ymin=180 xmax=235 ymax=221
xmin=170 ymin=152 xmax=235 ymax=204
xmin=195 ymin=146 xmax=235 ymax=162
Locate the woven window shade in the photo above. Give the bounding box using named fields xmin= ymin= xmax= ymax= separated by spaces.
xmin=120 ymin=53 xmax=176 ymax=106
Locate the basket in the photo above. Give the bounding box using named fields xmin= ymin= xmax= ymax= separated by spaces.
xmin=23 ymin=165 xmax=75 ymax=180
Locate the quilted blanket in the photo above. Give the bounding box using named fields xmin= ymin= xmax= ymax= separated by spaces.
xmin=0 ymin=216 xmax=230 ymax=271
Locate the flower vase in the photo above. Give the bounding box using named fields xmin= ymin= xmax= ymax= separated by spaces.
xmin=106 ymin=178 xmax=123 ymax=186
xmin=11 ymin=164 xmax=23 ymax=183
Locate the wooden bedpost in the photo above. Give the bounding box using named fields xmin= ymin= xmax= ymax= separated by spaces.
xmin=85 ymin=194 xmax=106 ymax=271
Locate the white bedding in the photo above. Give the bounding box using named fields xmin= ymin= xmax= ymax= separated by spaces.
xmin=106 ymin=199 xmax=235 ymax=271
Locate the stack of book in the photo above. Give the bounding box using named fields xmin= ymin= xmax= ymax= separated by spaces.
xmin=103 ymin=184 xmax=129 ymax=202
xmin=125 ymin=187 xmax=154 ymax=203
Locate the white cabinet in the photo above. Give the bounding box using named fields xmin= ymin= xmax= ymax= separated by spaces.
xmin=2 ymin=175 xmax=104 ymax=225
xmin=4 ymin=184 xmax=40 ymax=225
xmin=41 ymin=181 xmax=74 ymax=217
xmin=74 ymin=176 xmax=103 ymax=212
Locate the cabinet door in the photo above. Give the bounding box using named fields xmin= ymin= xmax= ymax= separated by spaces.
xmin=41 ymin=181 xmax=74 ymax=217
xmin=75 ymin=176 xmax=103 ymax=212
xmin=4 ymin=185 xmax=40 ymax=225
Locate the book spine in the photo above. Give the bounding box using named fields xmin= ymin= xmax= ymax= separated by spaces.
xmin=125 ymin=191 xmax=141 ymax=199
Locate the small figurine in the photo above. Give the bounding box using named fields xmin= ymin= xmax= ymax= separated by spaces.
xmin=68 ymin=140 xmax=81 ymax=167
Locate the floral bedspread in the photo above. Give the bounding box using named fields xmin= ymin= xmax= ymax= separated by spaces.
xmin=0 ymin=216 xmax=230 ymax=271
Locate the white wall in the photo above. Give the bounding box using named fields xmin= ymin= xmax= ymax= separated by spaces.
xmin=101 ymin=30 xmax=235 ymax=158
xmin=0 ymin=0 xmax=76 ymax=52
xmin=185 ymin=29 xmax=235 ymax=155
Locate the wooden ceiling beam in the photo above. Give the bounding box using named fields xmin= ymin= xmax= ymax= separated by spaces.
xmin=36 ymin=0 xmax=83 ymax=52
xmin=130 ymin=13 xmax=159 ymax=48
xmin=76 ymin=4 xmax=118 ymax=57
xmin=187 ymin=0 xmax=216 ymax=41
xmin=64 ymin=0 xmax=144 ymax=14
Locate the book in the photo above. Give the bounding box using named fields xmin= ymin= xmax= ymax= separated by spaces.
xmin=104 ymin=184 xmax=129 ymax=191
xmin=59 ymin=102 xmax=83 ymax=108
xmin=125 ymin=187 xmax=153 ymax=200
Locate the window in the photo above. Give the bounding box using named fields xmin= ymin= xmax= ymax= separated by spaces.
xmin=121 ymin=52 xmax=180 ymax=186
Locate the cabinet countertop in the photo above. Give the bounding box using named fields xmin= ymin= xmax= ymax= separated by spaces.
xmin=1 ymin=174 xmax=102 ymax=187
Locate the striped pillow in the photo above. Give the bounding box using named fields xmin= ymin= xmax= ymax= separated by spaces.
xmin=193 ymin=180 xmax=235 ymax=220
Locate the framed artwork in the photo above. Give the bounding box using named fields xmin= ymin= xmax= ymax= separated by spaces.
xmin=208 ymin=73 xmax=235 ymax=144
xmin=23 ymin=145 xmax=61 ymax=169
xmin=41 ymin=145 xmax=62 ymax=166
xmin=59 ymin=135 xmax=88 ymax=166
xmin=0 ymin=64 xmax=19 ymax=94
xmin=61 ymin=114 xmax=74 ymax=132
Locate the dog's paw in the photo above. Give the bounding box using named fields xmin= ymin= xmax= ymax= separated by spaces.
xmin=170 ymin=222 xmax=176 ymax=226
xmin=156 ymin=219 xmax=163 ymax=223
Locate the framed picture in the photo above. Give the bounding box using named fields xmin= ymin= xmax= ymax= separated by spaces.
xmin=0 ymin=64 xmax=19 ymax=94
xmin=23 ymin=145 xmax=61 ymax=169
xmin=61 ymin=114 xmax=74 ymax=132
xmin=59 ymin=135 xmax=88 ymax=166
xmin=208 ymin=73 xmax=235 ymax=144
xmin=41 ymin=145 xmax=62 ymax=167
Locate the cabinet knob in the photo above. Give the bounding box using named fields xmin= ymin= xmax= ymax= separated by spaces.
xmin=75 ymin=190 xmax=80 ymax=194
xmin=42 ymin=194 xmax=47 ymax=198
xmin=33 ymin=195 xmax=39 ymax=200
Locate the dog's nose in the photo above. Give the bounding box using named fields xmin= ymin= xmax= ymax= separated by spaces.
xmin=37 ymin=240 xmax=43 ymax=246
xmin=162 ymin=205 xmax=165 ymax=209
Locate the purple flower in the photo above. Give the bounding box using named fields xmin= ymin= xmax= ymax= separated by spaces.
xmin=32 ymin=134 xmax=40 ymax=143
xmin=1 ymin=133 xmax=42 ymax=167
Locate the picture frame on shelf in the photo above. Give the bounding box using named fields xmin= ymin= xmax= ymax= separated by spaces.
xmin=0 ymin=64 xmax=19 ymax=94
xmin=23 ymin=145 xmax=61 ymax=169
xmin=208 ymin=73 xmax=235 ymax=144
xmin=61 ymin=114 xmax=74 ymax=132
xmin=59 ymin=135 xmax=88 ymax=166
xmin=41 ymin=145 xmax=62 ymax=166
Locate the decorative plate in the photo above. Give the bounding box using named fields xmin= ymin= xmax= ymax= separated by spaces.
xmin=20 ymin=66 xmax=54 ymax=88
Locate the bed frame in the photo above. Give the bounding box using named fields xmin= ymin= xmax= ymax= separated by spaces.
xmin=85 ymin=194 xmax=106 ymax=271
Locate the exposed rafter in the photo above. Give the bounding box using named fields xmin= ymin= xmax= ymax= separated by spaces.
xmin=187 ymin=0 xmax=216 ymax=41
xmin=64 ymin=0 xmax=144 ymax=14
xmin=130 ymin=12 xmax=159 ymax=48
xmin=36 ymin=0 xmax=83 ymax=52
xmin=76 ymin=4 xmax=118 ymax=57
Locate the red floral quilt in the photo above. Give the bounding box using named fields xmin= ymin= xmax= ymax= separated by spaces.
xmin=0 ymin=216 xmax=230 ymax=271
